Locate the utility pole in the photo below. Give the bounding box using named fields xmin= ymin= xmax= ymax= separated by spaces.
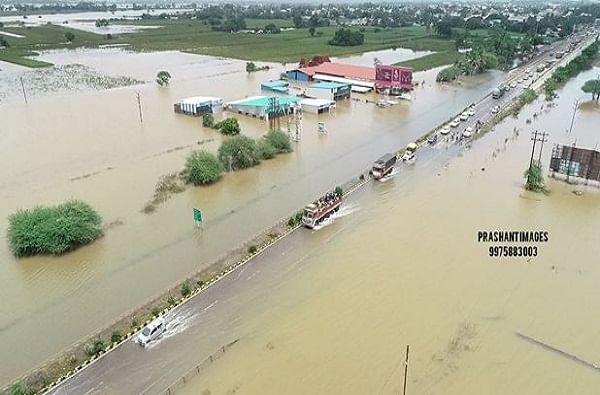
xmin=20 ymin=77 xmax=28 ymax=105
xmin=136 ymin=92 xmax=143 ymax=124
xmin=568 ymin=98 xmax=581 ymax=134
xmin=593 ymin=73 xmax=600 ymax=102
xmin=402 ymin=345 xmax=410 ymax=395
xmin=566 ymin=139 xmax=577 ymax=183
xmin=529 ymin=130 xmax=539 ymax=171
xmin=536 ymin=131 xmax=549 ymax=166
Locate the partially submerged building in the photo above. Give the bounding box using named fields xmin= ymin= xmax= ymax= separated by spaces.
xmin=174 ymin=96 xmax=223 ymax=116
xmin=287 ymin=62 xmax=375 ymax=93
xmin=261 ymin=80 xmax=289 ymax=93
xmin=300 ymin=98 xmax=336 ymax=114
xmin=226 ymin=96 xmax=301 ymax=120
xmin=306 ymin=81 xmax=351 ymax=101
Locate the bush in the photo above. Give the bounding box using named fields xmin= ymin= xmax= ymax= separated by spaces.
xmin=264 ymin=130 xmax=292 ymax=153
xmin=246 ymin=61 xmax=257 ymax=72
xmin=436 ymin=65 xmax=461 ymax=82
xmin=215 ymin=118 xmax=241 ymax=136
xmin=10 ymin=383 xmax=28 ymax=395
xmin=202 ymin=113 xmax=215 ymax=128
xmin=181 ymin=281 xmax=192 ymax=297
xmin=111 ymin=331 xmax=123 ymax=343
xmin=519 ymin=89 xmax=537 ymax=105
xmin=218 ymin=135 xmax=261 ymax=170
xmin=524 ymin=164 xmax=546 ymax=192
xmin=64 ymin=31 xmax=75 ymax=42
xmin=184 ymin=150 xmax=224 ymax=185
xmin=255 ymin=139 xmax=277 ymax=160
xmin=335 ymin=186 xmax=343 ymax=196
xmin=248 ymin=245 xmax=258 ymax=254
xmin=152 ymin=307 xmax=161 ymax=317
xmin=7 ymin=200 xmax=103 ymax=257
xmin=131 ymin=318 xmax=139 ymax=328
xmin=85 ymin=338 xmax=106 ymax=356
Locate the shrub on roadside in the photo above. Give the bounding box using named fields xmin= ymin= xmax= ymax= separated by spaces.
xmin=181 ymin=281 xmax=192 ymax=297
xmin=10 ymin=383 xmax=29 ymax=395
xmin=7 ymin=200 xmax=103 ymax=257
xmin=184 ymin=150 xmax=224 ymax=185
xmin=111 ymin=331 xmax=123 ymax=343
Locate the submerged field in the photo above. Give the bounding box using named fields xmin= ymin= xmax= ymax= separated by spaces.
xmin=0 ymin=20 xmax=457 ymax=67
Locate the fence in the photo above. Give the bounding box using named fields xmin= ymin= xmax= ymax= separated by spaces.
xmin=163 ymin=338 xmax=239 ymax=395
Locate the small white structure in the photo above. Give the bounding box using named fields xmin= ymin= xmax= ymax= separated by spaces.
xmin=300 ymin=98 xmax=336 ymax=114
xmin=174 ymin=96 xmax=223 ymax=116
xmin=306 ymin=81 xmax=352 ymax=101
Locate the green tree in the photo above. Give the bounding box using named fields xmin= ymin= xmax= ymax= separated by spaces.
xmin=524 ymin=164 xmax=546 ymax=192
xmin=435 ymin=20 xmax=453 ymax=37
xmin=328 ymin=28 xmax=364 ymax=46
xmin=0 ymin=37 xmax=9 ymax=48
xmin=264 ymin=130 xmax=292 ymax=153
xmin=264 ymin=23 xmax=280 ymax=34
xmin=309 ymin=26 xmax=316 ymax=36
xmin=10 ymin=383 xmax=28 ymax=395
xmin=255 ymin=139 xmax=277 ymax=160
xmin=581 ymin=79 xmax=600 ymax=102
xmin=202 ymin=113 xmax=215 ymax=128
xmin=215 ymin=117 xmax=241 ymax=136
xmin=184 ymin=150 xmax=224 ymax=185
xmin=155 ymin=70 xmax=171 ymax=87
xmin=293 ymin=15 xmax=304 ymax=28
xmin=218 ymin=135 xmax=260 ymax=171
xmin=65 ymin=31 xmax=75 ymax=42
xmin=8 ymin=200 xmax=103 ymax=257
xmin=95 ymin=18 xmax=110 ymax=27
xmin=246 ymin=61 xmax=257 ymax=72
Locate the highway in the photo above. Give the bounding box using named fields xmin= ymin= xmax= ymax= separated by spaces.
xmin=429 ymin=30 xmax=597 ymax=148
xmin=46 ymin=30 xmax=598 ymax=395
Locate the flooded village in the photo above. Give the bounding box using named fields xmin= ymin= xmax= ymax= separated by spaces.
xmin=1 ymin=2 xmax=600 ymax=395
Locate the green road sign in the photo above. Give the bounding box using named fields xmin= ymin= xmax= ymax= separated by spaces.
xmin=193 ymin=208 xmax=203 ymax=222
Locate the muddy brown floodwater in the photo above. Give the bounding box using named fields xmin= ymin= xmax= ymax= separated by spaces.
xmin=178 ymin=68 xmax=600 ymax=394
xmin=0 ymin=49 xmax=503 ymax=385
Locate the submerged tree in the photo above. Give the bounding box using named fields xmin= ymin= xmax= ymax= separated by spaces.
xmin=524 ymin=163 xmax=546 ymax=193
xmin=581 ymin=79 xmax=600 ymax=102
xmin=155 ymin=70 xmax=172 ymax=87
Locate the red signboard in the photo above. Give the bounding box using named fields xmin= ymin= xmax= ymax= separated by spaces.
xmin=375 ymin=64 xmax=413 ymax=90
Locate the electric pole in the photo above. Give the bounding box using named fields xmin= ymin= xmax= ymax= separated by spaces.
xmin=568 ymin=98 xmax=581 ymax=134
xmin=536 ymin=131 xmax=549 ymax=166
xmin=403 ymin=345 xmax=410 ymax=395
xmin=566 ymin=139 xmax=577 ymax=183
xmin=20 ymin=77 xmax=28 ymax=105
xmin=527 ymin=130 xmax=548 ymax=185
xmin=136 ymin=92 xmax=143 ymax=124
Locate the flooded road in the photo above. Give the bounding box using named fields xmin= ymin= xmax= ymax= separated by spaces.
xmin=0 ymin=47 xmax=504 ymax=385
xmin=174 ymin=67 xmax=600 ymax=395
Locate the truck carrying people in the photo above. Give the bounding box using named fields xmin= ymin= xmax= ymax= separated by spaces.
xmin=302 ymin=188 xmax=343 ymax=229
xmin=372 ymin=153 xmax=397 ymax=180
